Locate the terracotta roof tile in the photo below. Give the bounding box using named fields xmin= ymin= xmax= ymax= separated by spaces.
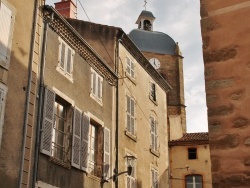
xmin=171 ymin=132 xmax=209 ymax=142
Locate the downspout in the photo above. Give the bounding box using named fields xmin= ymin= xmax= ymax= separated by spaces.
xmin=18 ymin=0 xmax=39 ymax=187
xmin=115 ymin=31 xmax=124 ymax=188
xmin=32 ymin=8 xmax=54 ymax=188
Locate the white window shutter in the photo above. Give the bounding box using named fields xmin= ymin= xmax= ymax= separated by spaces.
xmin=0 ymin=1 xmax=13 ymax=65
xmin=92 ymin=72 xmax=96 ymax=95
xmin=131 ymin=99 xmax=135 ymax=134
xmin=97 ymin=76 xmax=101 ymax=99
xmin=81 ymin=112 xmax=90 ymax=172
xmin=103 ymin=127 xmax=110 ymax=180
xmin=0 ymin=88 xmax=4 ymax=122
xmin=40 ymin=88 xmax=55 ymax=156
xmin=66 ymin=48 xmax=71 ymax=74
xmin=60 ymin=42 xmax=65 ymax=69
xmin=71 ymin=107 xmax=82 ymax=169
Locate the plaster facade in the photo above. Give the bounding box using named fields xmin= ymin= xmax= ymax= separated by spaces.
xmin=200 ymin=0 xmax=250 ymax=187
xmin=117 ymin=44 xmax=169 ymax=188
xmin=169 ymin=143 xmax=211 ymax=188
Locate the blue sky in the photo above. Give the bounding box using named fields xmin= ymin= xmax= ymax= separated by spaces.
xmin=46 ymin=0 xmax=208 ymax=133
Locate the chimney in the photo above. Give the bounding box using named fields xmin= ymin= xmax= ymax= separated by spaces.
xmin=54 ymin=0 xmax=77 ymax=19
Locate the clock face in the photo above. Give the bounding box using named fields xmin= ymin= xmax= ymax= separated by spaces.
xmin=149 ymin=58 xmax=161 ymax=69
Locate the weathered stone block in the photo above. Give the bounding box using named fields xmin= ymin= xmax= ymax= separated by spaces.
xmin=244 ymin=137 xmax=250 ymax=146
xmin=206 ymin=94 xmax=217 ymax=104
xmin=208 ymin=105 xmax=234 ymax=117
xmin=202 ymin=35 xmax=210 ymax=49
xmin=230 ymin=90 xmax=244 ymax=100
xmin=209 ymin=121 xmax=221 ymax=133
xmin=203 ymin=45 xmax=238 ymax=63
xmin=204 ymin=66 xmax=213 ymax=77
xmin=201 ymin=18 xmax=220 ymax=32
xmin=206 ymin=78 xmax=234 ymax=90
xmin=233 ymin=117 xmax=249 ymax=129
xmin=210 ymin=134 xmax=240 ymax=149
xmin=211 ymin=157 xmax=220 ymax=172
xmin=244 ymin=159 xmax=250 ymax=166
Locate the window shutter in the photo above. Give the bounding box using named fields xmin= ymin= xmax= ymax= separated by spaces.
xmin=97 ymin=76 xmax=101 ymax=99
xmin=71 ymin=107 xmax=82 ymax=169
xmin=155 ymin=171 xmax=159 ymax=188
xmin=81 ymin=113 xmax=90 ymax=172
xmin=66 ymin=48 xmax=71 ymax=74
xmin=92 ymin=72 xmax=96 ymax=95
xmin=0 ymin=2 xmax=13 ymax=64
xmin=40 ymin=88 xmax=55 ymax=156
xmin=131 ymin=99 xmax=135 ymax=134
xmin=103 ymin=127 xmax=110 ymax=180
xmin=60 ymin=42 xmax=65 ymax=69
xmin=131 ymin=60 xmax=135 ymax=78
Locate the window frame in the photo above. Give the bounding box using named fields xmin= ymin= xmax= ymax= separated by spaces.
xmin=0 ymin=0 xmax=15 ymax=69
xmin=126 ymin=95 xmax=136 ymax=137
xmin=57 ymin=37 xmax=75 ymax=82
xmin=150 ymin=116 xmax=158 ymax=152
xmin=90 ymin=68 xmax=103 ymax=104
xmin=149 ymin=81 xmax=157 ymax=103
xmin=151 ymin=167 xmax=159 ymax=188
xmin=188 ymin=148 xmax=197 ymax=160
xmin=185 ymin=174 xmax=203 ymax=188
xmin=126 ymin=56 xmax=135 ymax=79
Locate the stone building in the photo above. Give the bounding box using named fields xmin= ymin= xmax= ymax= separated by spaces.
xmin=169 ymin=132 xmax=212 ymax=188
xmin=36 ymin=6 xmax=117 ymax=188
xmin=200 ymin=1 xmax=250 ymax=187
xmin=0 ymin=0 xmax=44 ymax=187
xmin=129 ymin=10 xmax=187 ymax=139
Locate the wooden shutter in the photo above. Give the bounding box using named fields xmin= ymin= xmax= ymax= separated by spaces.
xmin=71 ymin=107 xmax=82 ymax=168
xmin=97 ymin=76 xmax=101 ymax=99
xmin=131 ymin=60 xmax=135 ymax=78
xmin=0 ymin=1 xmax=13 ymax=63
xmin=66 ymin=48 xmax=71 ymax=74
xmin=60 ymin=42 xmax=65 ymax=69
xmin=92 ymin=72 xmax=96 ymax=95
xmin=131 ymin=98 xmax=135 ymax=134
xmin=40 ymin=88 xmax=55 ymax=156
xmin=103 ymin=127 xmax=110 ymax=180
xmin=126 ymin=96 xmax=131 ymax=132
xmin=81 ymin=113 xmax=90 ymax=172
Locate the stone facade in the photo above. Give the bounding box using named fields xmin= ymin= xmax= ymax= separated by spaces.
xmin=200 ymin=0 xmax=250 ymax=187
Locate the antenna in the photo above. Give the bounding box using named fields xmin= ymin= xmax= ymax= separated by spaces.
xmin=143 ymin=0 xmax=147 ymax=10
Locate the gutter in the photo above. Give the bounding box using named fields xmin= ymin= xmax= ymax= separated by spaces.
xmin=18 ymin=0 xmax=39 ymax=187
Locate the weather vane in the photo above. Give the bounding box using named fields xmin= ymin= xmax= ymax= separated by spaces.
xmin=144 ymin=0 xmax=147 ymax=10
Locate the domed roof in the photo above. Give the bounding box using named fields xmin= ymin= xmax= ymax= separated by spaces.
xmin=128 ymin=29 xmax=177 ymax=55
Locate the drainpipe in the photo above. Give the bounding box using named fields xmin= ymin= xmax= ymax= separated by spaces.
xmin=115 ymin=31 xmax=124 ymax=188
xmin=32 ymin=7 xmax=54 ymax=188
xmin=18 ymin=0 xmax=39 ymax=187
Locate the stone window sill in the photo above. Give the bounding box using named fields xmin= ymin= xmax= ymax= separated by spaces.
xmin=125 ymin=130 xmax=137 ymax=142
xmin=150 ymin=148 xmax=160 ymax=157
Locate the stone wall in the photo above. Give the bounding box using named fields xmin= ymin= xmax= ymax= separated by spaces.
xmin=200 ymin=0 xmax=250 ymax=187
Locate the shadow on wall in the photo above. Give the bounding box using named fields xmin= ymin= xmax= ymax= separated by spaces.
xmin=0 ymin=46 xmax=30 ymax=187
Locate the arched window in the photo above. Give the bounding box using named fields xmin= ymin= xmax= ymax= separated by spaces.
xmin=143 ymin=20 xmax=152 ymax=31
xmin=185 ymin=175 xmax=203 ymax=188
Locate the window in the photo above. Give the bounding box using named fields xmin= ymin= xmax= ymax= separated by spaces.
xmin=126 ymin=95 xmax=135 ymax=135
xmin=0 ymin=83 xmax=7 ymax=148
xmin=40 ymin=88 xmax=110 ymax=177
xmin=0 ymin=0 xmax=15 ymax=69
xmin=150 ymin=116 xmax=158 ymax=152
xmin=91 ymin=68 xmax=103 ymax=103
xmin=151 ymin=168 xmax=159 ymax=188
xmin=149 ymin=82 xmax=156 ymax=102
xmin=126 ymin=156 xmax=136 ymax=188
xmin=188 ymin=148 xmax=197 ymax=160
xmin=126 ymin=57 xmax=135 ymax=78
xmin=185 ymin=175 xmax=203 ymax=188
xmin=57 ymin=37 xmax=74 ymax=81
